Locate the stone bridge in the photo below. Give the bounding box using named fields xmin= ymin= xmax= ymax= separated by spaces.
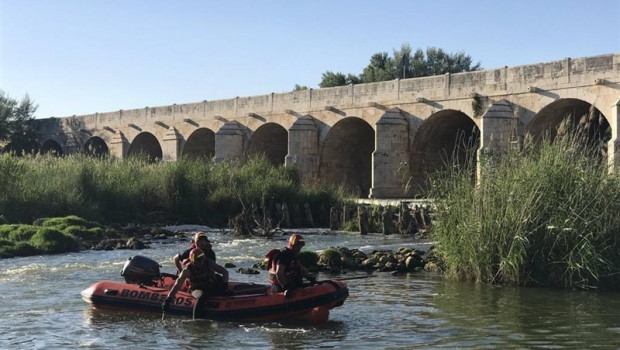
xmin=35 ymin=53 xmax=620 ymax=198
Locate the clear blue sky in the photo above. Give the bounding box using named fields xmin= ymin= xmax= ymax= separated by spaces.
xmin=1 ymin=0 xmax=619 ymax=118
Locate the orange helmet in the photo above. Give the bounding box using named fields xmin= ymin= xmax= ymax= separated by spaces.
xmin=287 ymin=234 xmax=305 ymax=250
xmin=189 ymin=248 xmax=205 ymax=264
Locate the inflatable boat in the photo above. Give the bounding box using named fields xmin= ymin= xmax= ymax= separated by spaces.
xmin=81 ymin=256 xmax=349 ymax=323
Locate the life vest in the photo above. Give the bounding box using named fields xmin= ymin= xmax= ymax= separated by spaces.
xmin=266 ymin=248 xmax=303 ymax=288
xmin=265 ymin=249 xmax=281 ymax=272
xmin=182 ymin=258 xmax=216 ymax=291
xmin=187 ymin=243 xmax=216 ymax=262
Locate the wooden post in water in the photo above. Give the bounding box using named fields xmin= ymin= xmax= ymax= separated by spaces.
xmin=382 ymin=205 xmax=394 ymax=235
xmin=398 ymin=201 xmax=412 ymax=235
xmin=414 ymin=205 xmax=427 ymax=229
xmin=358 ymin=205 xmax=369 ymax=235
xmin=330 ymin=206 xmax=340 ymax=230
xmin=281 ymin=203 xmax=291 ymax=228
xmin=304 ymin=202 xmax=314 ymax=227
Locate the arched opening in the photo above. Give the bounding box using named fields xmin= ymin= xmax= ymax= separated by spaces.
xmin=247 ymin=123 xmax=288 ymax=166
xmin=2 ymin=140 xmax=39 ymax=155
xmin=40 ymin=140 xmax=64 ymax=156
xmin=319 ymin=117 xmax=374 ymax=197
xmin=128 ymin=132 xmax=162 ymax=162
xmin=526 ymin=99 xmax=610 ymax=156
xmin=182 ymin=128 xmax=215 ymax=160
xmin=410 ymin=110 xmax=479 ymax=196
xmin=83 ymin=136 xmax=109 ymax=158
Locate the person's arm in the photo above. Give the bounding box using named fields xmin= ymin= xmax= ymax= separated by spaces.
xmin=173 ymin=254 xmax=183 ymax=273
xmin=275 ymin=263 xmax=288 ymax=287
xmin=164 ymin=268 xmax=189 ymax=308
xmin=301 ymin=265 xmax=317 ymax=283
xmin=208 ymin=260 xmax=229 ymax=283
xmin=207 ymin=249 xmax=216 ymax=263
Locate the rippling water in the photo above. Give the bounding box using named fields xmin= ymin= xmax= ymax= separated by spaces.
xmin=1 ymin=229 xmax=618 ymax=349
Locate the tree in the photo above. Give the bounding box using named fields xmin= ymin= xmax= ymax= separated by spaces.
xmin=421 ymin=46 xmax=482 ymax=76
xmin=293 ymin=84 xmax=309 ymax=91
xmin=0 ymin=91 xmax=39 ymax=155
xmin=318 ymin=44 xmax=482 ymax=87
xmin=360 ymin=52 xmax=396 ymax=83
xmin=318 ymin=71 xmax=360 ymax=88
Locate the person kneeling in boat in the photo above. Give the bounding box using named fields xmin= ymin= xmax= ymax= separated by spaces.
xmin=268 ymin=234 xmax=317 ymax=294
xmin=173 ymin=231 xmax=216 ymax=274
xmin=162 ymin=247 xmax=229 ymax=319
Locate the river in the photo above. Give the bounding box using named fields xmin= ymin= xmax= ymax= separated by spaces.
xmin=1 ymin=228 xmax=618 ymax=349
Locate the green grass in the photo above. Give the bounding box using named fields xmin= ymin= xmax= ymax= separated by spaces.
xmin=0 ymin=153 xmax=344 ymax=227
xmin=430 ymin=128 xmax=620 ymax=290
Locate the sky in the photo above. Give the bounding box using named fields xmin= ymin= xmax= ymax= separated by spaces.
xmin=1 ymin=0 xmax=619 ymax=119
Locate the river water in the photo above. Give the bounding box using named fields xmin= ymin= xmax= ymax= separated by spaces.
xmin=1 ymin=228 xmax=618 ymax=349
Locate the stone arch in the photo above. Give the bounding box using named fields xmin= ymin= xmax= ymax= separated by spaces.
xmin=3 ymin=140 xmax=40 ymax=155
xmin=128 ymin=132 xmax=162 ymax=162
xmin=410 ymin=110 xmax=479 ymax=196
xmin=83 ymin=136 xmax=109 ymax=157
xmin=319 ymin=117 xmax=374 ymax=197
xmin=40 ymin=139 xmax=64 ymax=156
xmin=526 ymin=98 xmax=609 ymax=145
xmin=247 ymin=123 xmax=288 ymax=166
xmin=182 ymin=128 xmax=215 ymax=160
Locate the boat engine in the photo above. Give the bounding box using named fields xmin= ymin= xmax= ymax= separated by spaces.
xmin=120 ymin=255 xmax=161 ymax=285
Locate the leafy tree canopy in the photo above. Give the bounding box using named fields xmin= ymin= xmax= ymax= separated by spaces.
xmin=293 ymin=84 xmax=309 ymax=91
xmin=316 ymin=44 xmax=481 ymax=88
xmin=318 ymin=71 xmax=360 ymax=88
xmin=0 ymin=90 xmax=39 ymax=155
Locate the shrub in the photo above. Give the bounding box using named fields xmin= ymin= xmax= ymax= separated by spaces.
xmin=318 ymin=248 xmax=343 ymax=270
xmin=430 ymin=129 xmax=620 ymax=290
xmin=12 ymin=242 xmax=38 ymax=256
xmin=0 ymin=154 xmax=343 ymax=228
xmin=30 ymin=227 xmax=79 ymax=254
xmin=299 ymin=250 xmax=319 ymax=268
xmin=8 ymin=225 xmax=37 ymax=242
xmin=36 ymin=215 xmax=101 ymax=230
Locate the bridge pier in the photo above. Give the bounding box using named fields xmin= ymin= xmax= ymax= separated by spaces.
xmin=161 ymin=127 xmax=181 ymax=161
xmin=476 ymin=100 xmax=516 ymax=181
xmin=370 ymin=109 xmax=409 ymax=198
xmin=214 ymin=121 xmax=245 ymax=162
xmin=608 ymin=99 xmax=620 ymax=172
xmin=109 ymin=131 xmax=127 ymax=159
xmin=285 ymin=115 xmax=319 ymax=181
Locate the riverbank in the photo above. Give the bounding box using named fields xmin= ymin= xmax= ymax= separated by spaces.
xmin=430 ymin=127 xmax=620 ymax=291
xmin=0 ymin=153 xmax=343 ymax=228
xmin=0 ymin=215 xmax=440 ymax=275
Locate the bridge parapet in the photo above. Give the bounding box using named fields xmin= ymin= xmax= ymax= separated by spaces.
xmin=39 ymin=54 xmax=619 ymax=133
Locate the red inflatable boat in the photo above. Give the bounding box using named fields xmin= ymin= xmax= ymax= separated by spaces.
xmin=81 ymin=256 xmax=349 ymax=323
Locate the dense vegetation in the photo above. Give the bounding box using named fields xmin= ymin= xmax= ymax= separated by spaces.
xmin=430 ymin=127 xmax=620 ymax=290
xmin=0 ymin=215 xmax=107 ymax=258
xmin=0 ymin=154 xmax=343 ymax=228
xmin=0 ymin=90 xmax=39 ymax=155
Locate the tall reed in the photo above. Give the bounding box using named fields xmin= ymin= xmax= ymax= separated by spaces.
xmin=430 ymin=129 xmax=620 ymax=290
xmin=0 ymin=153 xmax=343 ymax=228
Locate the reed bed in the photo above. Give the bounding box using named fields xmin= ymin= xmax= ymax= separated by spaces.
xmin=0 ymin=154 xmax=343 ymax=228
xmin=430 ymin=130 xmax=620 ymax=290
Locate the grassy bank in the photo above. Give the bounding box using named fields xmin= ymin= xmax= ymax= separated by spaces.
xmin=0 ymin=215 xmax=105 ymax=258
xmin=430 ymin=131 xmax=620 ymax=290
xmin=0 ymin=154 xmax=344 ymax=228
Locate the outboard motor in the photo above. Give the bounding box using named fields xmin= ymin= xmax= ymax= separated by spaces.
xmin=120 ymin=255 xmax=161 ymax=285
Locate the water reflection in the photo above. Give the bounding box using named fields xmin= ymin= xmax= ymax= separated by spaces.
xmin=432 ymin=280 xmax=620 ymax=348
